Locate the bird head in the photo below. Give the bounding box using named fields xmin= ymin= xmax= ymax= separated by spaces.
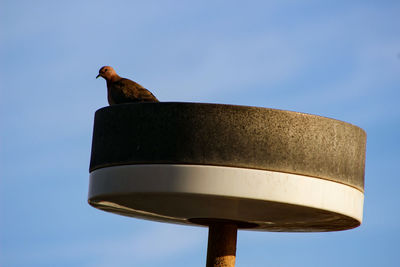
xmin=96 ymin=66 xmax=116 ymax=80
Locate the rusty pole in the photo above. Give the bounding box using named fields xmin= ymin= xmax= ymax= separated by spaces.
xmin=206 ymin=223 xmax=238 ymax=267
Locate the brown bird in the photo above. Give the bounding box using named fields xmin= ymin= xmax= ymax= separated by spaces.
xmin=96 ymin=66 xmax=159 ymax=105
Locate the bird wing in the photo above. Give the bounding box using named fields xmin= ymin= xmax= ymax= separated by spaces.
xmin=112 ymin=78 xmax=159 ymax=103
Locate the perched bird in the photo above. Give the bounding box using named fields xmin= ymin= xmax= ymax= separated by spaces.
xmin=96 ymin=66 xmax=159 ymax=105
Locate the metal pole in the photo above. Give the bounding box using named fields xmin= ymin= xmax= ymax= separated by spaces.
xmin=206 ymin=223 xmax=238 ymax=267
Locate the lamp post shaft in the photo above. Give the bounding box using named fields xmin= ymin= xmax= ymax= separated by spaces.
xmin=206 ymin=223 xmax=238 ymax=267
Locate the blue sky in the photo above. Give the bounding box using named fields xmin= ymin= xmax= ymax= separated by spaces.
xmin=1 ymin=0 xmax=399 ymax=266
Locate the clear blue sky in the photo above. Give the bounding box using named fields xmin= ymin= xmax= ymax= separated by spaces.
xmin=1 ymin=1 xmax=399 ymax=266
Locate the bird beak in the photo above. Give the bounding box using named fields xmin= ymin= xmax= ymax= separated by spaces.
xmin=96 ymin=74 xmax=101 ymax=79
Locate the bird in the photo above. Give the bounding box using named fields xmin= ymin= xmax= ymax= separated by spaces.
xmin=96 ymin=66 xmax=159 ymax=105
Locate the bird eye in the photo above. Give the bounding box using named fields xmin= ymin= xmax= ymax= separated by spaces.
xmin=104 ymin=69 xmax=108 ymax=72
